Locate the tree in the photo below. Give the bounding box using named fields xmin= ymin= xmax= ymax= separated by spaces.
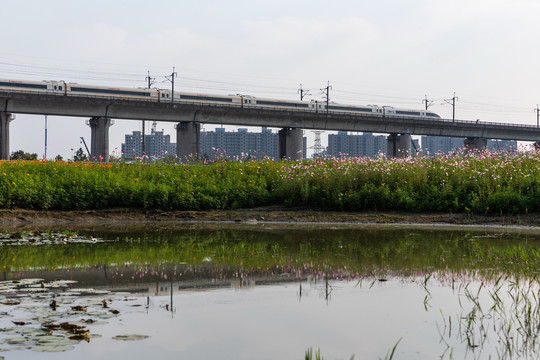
xmin=55 ymin=155 xmax=63 ymax=162
xmin=73 ymin=148 xmax=88 ymax=162
xmin=11 ymin=150 xmax=38 ymax=160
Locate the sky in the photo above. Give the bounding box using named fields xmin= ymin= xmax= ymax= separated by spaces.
xmin=1 ymin=0 xmax=539 ymax=159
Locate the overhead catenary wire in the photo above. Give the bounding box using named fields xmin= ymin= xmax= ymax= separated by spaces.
xmin=0 ymin=59 xmax=537 ymax=121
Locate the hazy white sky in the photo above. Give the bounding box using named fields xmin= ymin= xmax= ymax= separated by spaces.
xmin=1 ymin=0 xmax=539 ymax=158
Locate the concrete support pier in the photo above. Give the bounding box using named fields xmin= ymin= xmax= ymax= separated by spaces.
xmin=0 ymin=112 xmax=13 ymax=160
xmin=464 ymin=137 xmax=487 ymax=153
xmin=387 ymin=133 xmax=411 ymax=157
xmin=88 ymin=117 xmax=111 ymax=162
xmin=278 ymin=127 xmax=303 ymax=160
xmin=176 ymin=121 xmax=200 ymax=160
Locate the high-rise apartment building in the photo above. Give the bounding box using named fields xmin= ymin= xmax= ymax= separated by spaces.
xmin=327 ymin=132 xmax=387 ymax=158
xmin=121 ymin=130 xmax=176 ymax=159
xmin=200 ymin=127 xmax=281 ymax=160
xmin=420 ymin=136 xmax=517 ymax=155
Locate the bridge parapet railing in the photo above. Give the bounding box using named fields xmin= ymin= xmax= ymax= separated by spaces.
xmin=0 ymin=88 xmax=538 ymax=130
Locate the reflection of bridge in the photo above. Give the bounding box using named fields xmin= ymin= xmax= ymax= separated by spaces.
xmin=2 ymin=90 xmax=540 ymax=160
xmin=9 ymin=266 xmax=307 ymax=295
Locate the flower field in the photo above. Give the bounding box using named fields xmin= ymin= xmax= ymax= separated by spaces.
xmin=2 ymin=150 xmax=540 ymax=214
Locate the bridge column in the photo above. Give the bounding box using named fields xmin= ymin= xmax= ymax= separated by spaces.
xmin=278 ymin=127 xmax=303 ymax=160
xmin=464 ymin=137 xmax=487 ymax=153
xmin=387 ymin=133 xmax=411 ymax=157
xmin=88 ymin=117 xmax=111 ymax=162
xmin=0 ymin=112 xmax=13 ymax=160
xmin=176 ymin=121 xmax=200 ymax=160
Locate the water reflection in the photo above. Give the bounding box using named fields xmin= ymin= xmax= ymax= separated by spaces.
xmin=1 ymin=224 xmax=540 ymax=359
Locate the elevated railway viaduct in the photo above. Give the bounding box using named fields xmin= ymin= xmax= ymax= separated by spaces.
xmin=1 ymin=90 xmax=539 ymax=161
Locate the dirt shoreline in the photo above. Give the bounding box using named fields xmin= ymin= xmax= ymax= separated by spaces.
xmin=1 ymin=207 xmax=540 ymax=229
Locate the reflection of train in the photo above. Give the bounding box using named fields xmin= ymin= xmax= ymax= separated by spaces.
xmin=0 ymin=79 xmax=441 ymax=119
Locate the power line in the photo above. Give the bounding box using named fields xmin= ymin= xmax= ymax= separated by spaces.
xmin=321 ymin=81 xmax=332 ymax=114
xmin=165 ymin=67 xmax=177 ymax=103
xmin=443 ymin=92 xmax=458 ymax=122
xmin=0 ymin=59 xmax=538 ymax=123
xmin=422 ymin=95 xmax=434 ymax=110
xmin=141 ymin=70 xmax=157 ymax=158
xmin=298 ymin=84 xmax=311 ymax=101
xmin=145 ymin=71 xmax=156 ymax=89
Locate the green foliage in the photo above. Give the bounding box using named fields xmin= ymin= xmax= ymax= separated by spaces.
xmin=305 ymin=347 xmax=323 ymax=360
xmin=73 ymin=148 xmax=88 ymax=162
xmin=11 ymin=150 xmax=37 ymax=160
xmin=0 ymin=159 xmax=279 ymax=210
xmin=3 ymin=150 xmax=540 ymax=214
xmin=270 ymin=151 xmax=540 ymax=214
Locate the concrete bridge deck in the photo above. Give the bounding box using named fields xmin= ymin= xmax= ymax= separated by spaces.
xmin=0 ymin=90 xmax=538 ymax=160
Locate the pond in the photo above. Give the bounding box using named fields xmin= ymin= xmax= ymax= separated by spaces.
xmin=1 ymin=223 xmax=540 ymax=359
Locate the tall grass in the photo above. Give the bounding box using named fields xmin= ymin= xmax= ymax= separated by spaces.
xmin=0 ymin=159 xmax=279 ymax=210
xmin=2 ymin=149 xmax=540 ymax=213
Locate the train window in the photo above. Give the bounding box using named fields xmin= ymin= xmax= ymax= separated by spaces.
xmin=54 ymin=86 xmax=57 ymax=90
xmin=59 ymin=86 xmax=62 ymax=90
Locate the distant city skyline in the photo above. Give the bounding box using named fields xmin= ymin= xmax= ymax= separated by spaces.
xmin=119 ymin=127 xmax=518 ymax=161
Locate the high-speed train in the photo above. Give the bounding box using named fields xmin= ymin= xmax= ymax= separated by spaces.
xmin=0 ymin=78 xmax=441 ymax=119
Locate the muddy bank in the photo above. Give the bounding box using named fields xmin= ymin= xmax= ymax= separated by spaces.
xmin=0 ymin=207 xmax=539 ymax=228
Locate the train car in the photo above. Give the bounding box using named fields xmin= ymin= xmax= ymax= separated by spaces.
xmin=65 ymin=83 xmax=157 ymax=99
xmin=246 ymin=96 xmax=310 ymax=110
xmin=0 ymin=78 xmax=442 ymax=119
xmin=326 ymin=103 xmax=380 ymax=115
xmin=159 ymin=89 xmax=241 ymax=106
xmin=421 ymin=110 xmax=440 ymax=118
xmin=157 ymin=89 xmax=172 ymax=102
xmin=385 ymin=106 xmax=440 ymax=119
xmin=309 ymin=100 xmax=324 ymax=112
xmin=0 ymin=79 xmax=65 ymax=94
xmin=178 ymin=92 xmax=241 ymax=105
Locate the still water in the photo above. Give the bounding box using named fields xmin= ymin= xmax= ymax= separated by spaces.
xmin=1 ymin=223 xmax=540 ymax=359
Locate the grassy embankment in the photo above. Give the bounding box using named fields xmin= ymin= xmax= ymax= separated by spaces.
xmin=1 ymin=150 xmax=540 ymax=214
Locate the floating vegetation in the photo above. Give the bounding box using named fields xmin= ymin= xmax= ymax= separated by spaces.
xmin=0 ymin=277 xmax=142 ymax=355
xmin=0 ymin=231 xmax=104 ymax=246
xmin=31 ymin=344 xmax=75 ymax=352
xmin=112 ymin=334 xmax=149 ymax=341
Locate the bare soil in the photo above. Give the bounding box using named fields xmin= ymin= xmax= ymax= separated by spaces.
xmin=0 ymin=206 xmax=539 ymax=228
